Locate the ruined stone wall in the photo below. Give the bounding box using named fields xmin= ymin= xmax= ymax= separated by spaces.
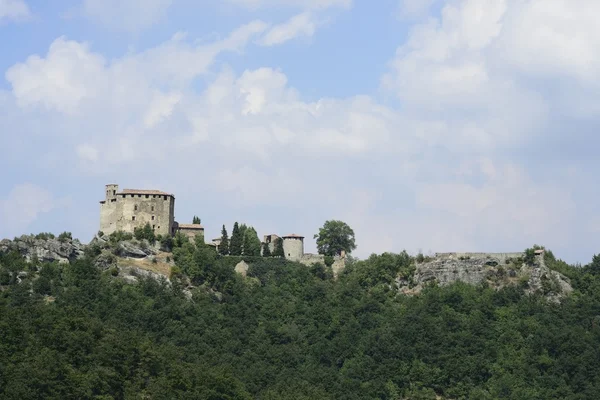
xmin=100 ymin=194 xmax=174 ymax=237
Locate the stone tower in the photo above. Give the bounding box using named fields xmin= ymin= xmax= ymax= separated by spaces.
xmin=282 ymin=234 xmax=304 ymax=260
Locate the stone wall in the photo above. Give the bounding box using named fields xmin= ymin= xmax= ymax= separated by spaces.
xmin=176 ymin=225 xmax=204 ymax=242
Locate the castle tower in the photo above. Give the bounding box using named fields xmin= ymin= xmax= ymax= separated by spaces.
xmin=105 ymin=184 xmax=119 ymax=201
xmin=282 ymin=234 xmax=304 ymax=260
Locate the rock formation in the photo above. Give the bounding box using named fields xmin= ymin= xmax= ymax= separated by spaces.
xmin=0 ymin=235 xmax=85 ymax=264
xmin=398 ymin=252 xmax=573 ymax=301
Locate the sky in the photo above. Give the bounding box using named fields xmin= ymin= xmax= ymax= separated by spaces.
xmin=1 ymin=0 xmax=599 ymax=264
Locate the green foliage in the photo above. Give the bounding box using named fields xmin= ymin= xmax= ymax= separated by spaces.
xmin=219 ymin=224 xmax=230 ymax=256
xmin=57 ymin=231 xmax=72 ymax=242
xmin=3 ymin=243 xmax=600 ymax=399
xmin=159 ymin=234 xmax=174 ymax=252
xmin=314 ymin=220 xmax=357 ymax=256
xmin=108 ymin=230 xmax=134 ymax=243
xmin=230 ymin=222 xmax=243 ymax=256
xmin=262 ymin=242 xmax=272 ymax=257
xmin=273 ymin=237 xmax=285 ymax=258
xmin=97 ymin=230 xmax=104 ymax=237
xmin=243 ymin=227 xmax=261 ymax=257
xmin=524 ymin=248 xmax=536 ymax=266
xmin=192 ymin=215 xmax=201 ymax=224
xmin=134 ymin=223 xmax=156 ymax=244
xmin=34 ymin=232 xmax=55 ymax=240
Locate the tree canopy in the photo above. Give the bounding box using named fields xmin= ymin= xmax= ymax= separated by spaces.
xmin=314 ymin=220 xmax=356 ymax=256
xmin=2 ymin=237 xmax=600 ymax=399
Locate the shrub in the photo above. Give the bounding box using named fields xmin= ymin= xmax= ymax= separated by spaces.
xmin=35 ymin=232 xmax=55 ymax=240
xmin=97 ymin=230 xmax=104 ymax=237
xmin=58 ymin=231 xmax=72 ymax=242
xmin=108 ymin=231 xmax=134 ymax=243
xmin=134 ymin=223 xmax=156 ymax=244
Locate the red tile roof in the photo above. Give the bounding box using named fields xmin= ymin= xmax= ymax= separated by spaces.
xmin=177 ymin=224 xmax=204 ymax=230
xmin=118 ymin=189 xmax=174 ymax=196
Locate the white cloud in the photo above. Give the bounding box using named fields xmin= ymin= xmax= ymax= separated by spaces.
xmin=3 ymin=2 xmax=600 ymax=262
xmin=81 ymin=0 xmax=173 ymax=32
xmin=257 ymin=12 xmax=317 ymax=46
xmin=497 ymin=0 xmax=600 ymax=83
xmin=0 ymin=184 xmax=55 ymax=237
xmin=0 ymin=0 xmax=30 ymax=22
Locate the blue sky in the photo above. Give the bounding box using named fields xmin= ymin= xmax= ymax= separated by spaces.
xmin=1 ymin=0 xmax=599 ymax=264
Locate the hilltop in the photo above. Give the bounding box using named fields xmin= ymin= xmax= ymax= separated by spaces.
xmin=1 ymin=232 xmax=599 ymax=399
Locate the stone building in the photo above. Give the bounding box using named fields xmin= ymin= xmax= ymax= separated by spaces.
xmin=176 ymin=224 xmax=205 ymax=241
xmin=282 ymin=234 xmax=304 ymax=260
xmin=99 ymin=184 xmax=203 ymax=239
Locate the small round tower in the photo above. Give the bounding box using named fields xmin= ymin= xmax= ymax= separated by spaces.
xmin=282 ymin=234 xmax=304 ymax=260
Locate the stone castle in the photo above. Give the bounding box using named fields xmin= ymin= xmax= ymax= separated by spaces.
xmin=99 ymin=184 xmax=344 ymax=270
xmin=99 ymin=184 xmax=204 ymax=241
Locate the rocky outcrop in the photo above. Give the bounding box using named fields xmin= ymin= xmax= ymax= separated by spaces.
xmin=399 ymin=252 xmax=573 ymax=301
xmin=234 ymin=260 xmax=249 ymax=277
xmin=0 ymin=235 xmax=85 ymax=264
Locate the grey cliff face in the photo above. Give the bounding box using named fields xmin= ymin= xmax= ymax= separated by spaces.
xmin=0 ymin=235 xmax=85 ymax=264
xmin=399 ymin=252 xmax=573 ymax=301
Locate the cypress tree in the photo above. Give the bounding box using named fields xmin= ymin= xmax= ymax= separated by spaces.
xmin=262 ymin=242 xmax=272 ymax=257
xmin=192 ymin=216 xmax=201 ymax=224
xmin=273 ymin=237 xmax=285 ymax=258
xmin=229 ymin=222 xmax=243 ymax=256
xmin=218 ymin=225 xmax=229 ymax=256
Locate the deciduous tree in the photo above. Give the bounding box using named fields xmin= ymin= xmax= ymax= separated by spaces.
xmin=314 ymin=220 xmax=356 ymax=256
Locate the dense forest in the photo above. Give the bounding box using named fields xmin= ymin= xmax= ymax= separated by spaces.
xmin=2 ymin=236 xmax=600 ymax=399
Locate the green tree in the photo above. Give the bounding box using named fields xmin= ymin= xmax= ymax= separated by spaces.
xmin=273 ymin=237 xmax=285 ymax=258
xmin=262 ymin=242 xmax=272 ymax=257
xmin=314 ymin=220 xmax=356 ymax=256
xmin=230 ymin=222 xmax=243 ymax=256
xmin=134 ymin=223 xmax=156 ymax=244
xmin=219 ymin=225 xmax=229 ymax=256
xmin=192 ymin=216 xmax=201 ymax=224
xmin=243 ymin=227 xmax=262 ymax=257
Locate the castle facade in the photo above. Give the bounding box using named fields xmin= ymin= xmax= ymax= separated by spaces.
xmin=99 ymin=184 xmax=203 ymax=238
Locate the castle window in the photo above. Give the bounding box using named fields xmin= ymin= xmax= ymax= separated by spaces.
xmin=134 ymin=205 xmax=138 ymax=211
xmin=151 ymin=216 xmax=155 ymax=220
xmin=138 ymin=194 xmax=141 ymax=198
xmin=145 ymin=195 xmax=149 ymax=198
xmin=122 ymin=195 xmax=125 ymax=198
xmin=111 ymin=199 xmax=116 ymax=203
xmin=132 ymin=216 xmax=136 ymax=221
xmin=151 ymin=206 xmax=154 ymax=211
xmin=131 ymin=194 xmax=134 ymax=198
xmin=113 ymin=190 xmax=116 ymax=195
xmin=163 ymin=195 xmax=167 ymax=200
xmin=153 ymin=225 xmax=156 ymax=229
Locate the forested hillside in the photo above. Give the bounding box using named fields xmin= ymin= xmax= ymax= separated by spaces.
xmin=2 ymin=237 xmax=600 ymax=399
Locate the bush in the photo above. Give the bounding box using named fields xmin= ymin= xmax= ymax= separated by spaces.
xmin=35 ymin=232 xmax=55 ymax=240
xmin=134 ymin=223 xmax=156 ymax=244
xmin=108 ymin=231 xmax=134 ymax=243
xmin=58 ymin=231 xmax=72 ymax=242
xmin=161 ymin=235 xmax=174 ymax=252
xmin=97 ymin=230 xmax=104 ymax=237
